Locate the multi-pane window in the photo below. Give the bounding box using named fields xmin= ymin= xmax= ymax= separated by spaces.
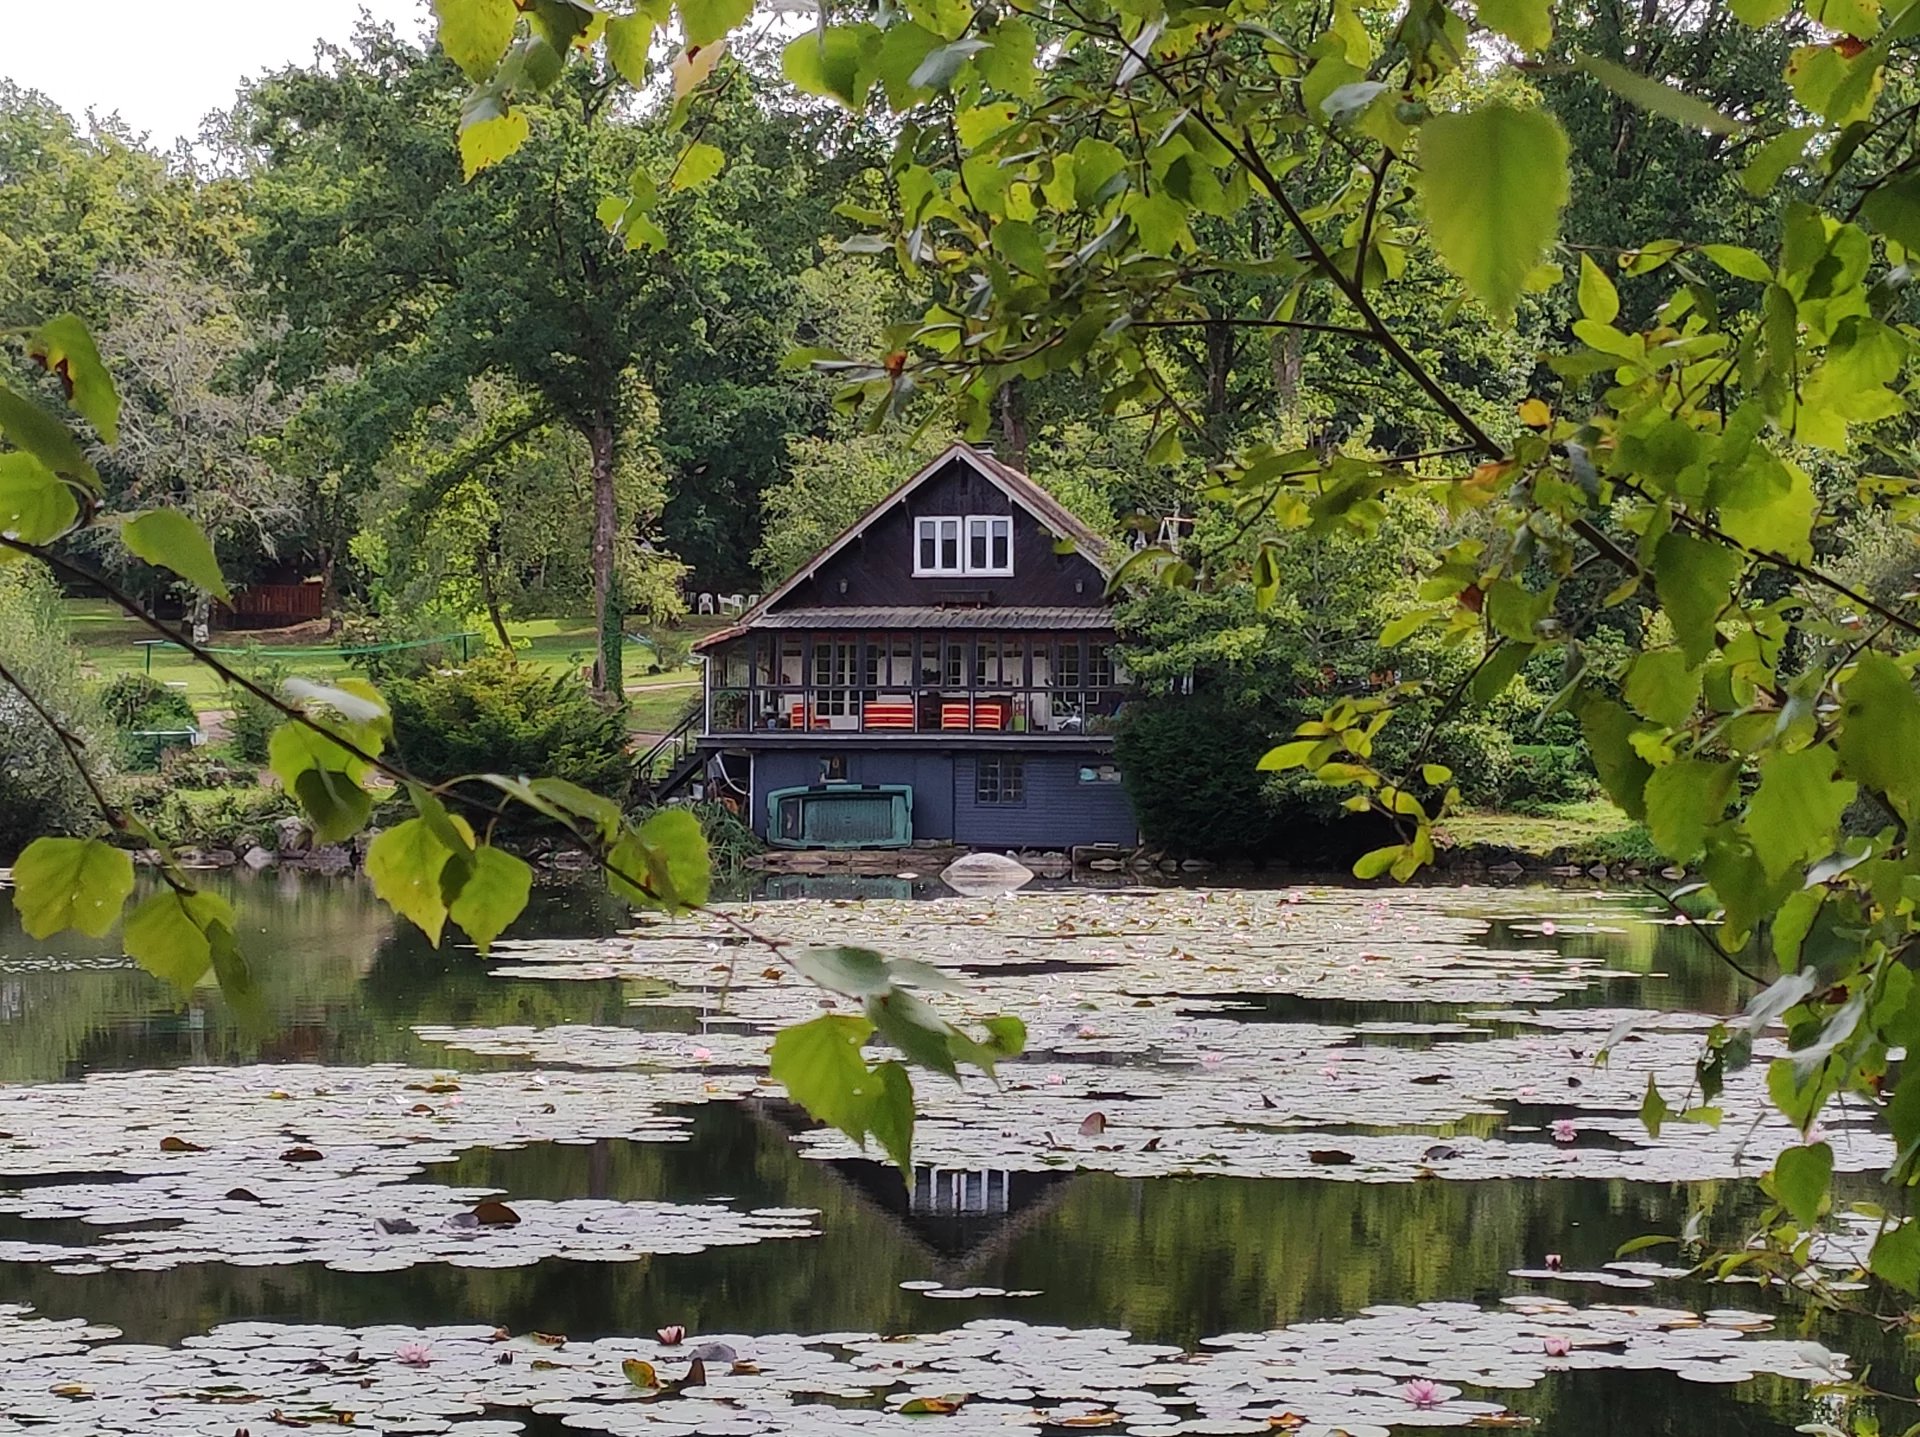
xmin=812 ymin=638 xmax=857 ymax=716
xmin=976 ymin=758 xmax=1025 ymax=805
xmin=916 ymin=517 xmax=963 ymax=574
xmin=917 ymin=515 xmax=1012 ymax=576
xmin=1089 ymin=642 xmax=1117 ymax=688
xmin=864 ymin=634 xmax=914 ymax=687
xmin=1051 ymin=639 xmax=1082 ymax=690
xmin=966 ymin=516 xmax=1013 ymax=573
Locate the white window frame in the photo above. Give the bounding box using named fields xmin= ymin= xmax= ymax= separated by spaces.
xmin=916 ymin=517 xmax=963 ymax=576
xmin=916 ymin=514 xmax=1013 ymax=577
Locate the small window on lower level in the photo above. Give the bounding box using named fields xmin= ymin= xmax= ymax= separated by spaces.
xmin=977 ymin=757 xmax=1025 ymax=805
xmin=1078 ymin=764 xmax=1121 ymax=784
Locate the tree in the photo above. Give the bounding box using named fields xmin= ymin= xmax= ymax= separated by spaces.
xmin=405 ymin=0 xmax=1920 ymax=1306
xmin=92 ymin=258 xmax=302 ymax=621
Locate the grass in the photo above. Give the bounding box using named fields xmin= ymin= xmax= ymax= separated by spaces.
xmin=67 ymin=601 xmax=711 ymax=714
xmin=1437 ymin=799 xmax=1661 ymax=866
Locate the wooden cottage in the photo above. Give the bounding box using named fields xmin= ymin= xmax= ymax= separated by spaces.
xmin=685 ymin=443 xmax=1138 ymax=849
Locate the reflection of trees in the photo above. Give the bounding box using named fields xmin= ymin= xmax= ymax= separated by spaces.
xmin=0 ymin=876 xmax=659 ymax=1082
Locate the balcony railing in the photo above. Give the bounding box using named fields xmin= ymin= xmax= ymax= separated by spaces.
xmin=706 ymin=686 xmax=1128 ymax=736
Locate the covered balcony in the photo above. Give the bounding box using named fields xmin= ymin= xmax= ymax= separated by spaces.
xmin=701 ymin=629 xmax=1131 ymax=739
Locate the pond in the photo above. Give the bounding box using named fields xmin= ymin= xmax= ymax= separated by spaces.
xmin=0 ymin=871 xmax=1900 ymax=1435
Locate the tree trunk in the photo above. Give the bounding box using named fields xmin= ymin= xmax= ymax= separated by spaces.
xmin=478 ymin=541 xmax=515 ymax=661
xmin=588 ymin=416 xmax=621 ymax=699
xmin=995 ymin=381 xmax=1030 ymax=469
xmin=318 ymin=546 xmax=341 ymax=635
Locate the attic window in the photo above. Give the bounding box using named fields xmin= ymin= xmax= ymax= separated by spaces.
xmin=916 ymin=515 xmax=1011 ymax=576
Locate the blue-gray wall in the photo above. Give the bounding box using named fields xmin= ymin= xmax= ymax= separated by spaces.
xmin=750 ymin=747 xmax=1135 ymax=849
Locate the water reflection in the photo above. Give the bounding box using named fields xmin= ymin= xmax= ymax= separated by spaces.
xmin=0 ymin=873 xmax=1900 ymax=1436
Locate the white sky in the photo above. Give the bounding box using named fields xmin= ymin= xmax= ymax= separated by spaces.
xmin=5 ymin=0 xmax=431 ymax=148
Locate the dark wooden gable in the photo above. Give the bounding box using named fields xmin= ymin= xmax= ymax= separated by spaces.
xmin=767 ymin=453 xmax=1110 ymax=611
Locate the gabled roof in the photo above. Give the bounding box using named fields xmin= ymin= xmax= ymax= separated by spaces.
xmin=695 ymin=443 xmax=1113 ymax=652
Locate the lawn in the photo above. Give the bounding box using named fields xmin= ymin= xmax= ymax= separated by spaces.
xmin=1436 ymin=799 xmax=1660 ymax=866
xmin=66 ymin=601 xmax=712 ymax=713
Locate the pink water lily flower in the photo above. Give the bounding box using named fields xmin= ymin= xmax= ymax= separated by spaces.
xmin=1551 ymin=1119 xmax=1578 ymax=1143
xmin=1543 ymin=1253 xmax=1563 ymax=1271
xmin=1540 ymin=920 xmax=1557 ymax=937
xmin=1402 ymin=1379 xmax=1443 ymax=1408
xmin=691 ymin=1046 xmax=712 ymax=1062
xmin=656 ymin=1325 xmax=686 ymax=1347
xmin=395 ymin=1341 xmax=433 ymax=1367
xmin=1543 ymin=1335 xmax=1572 ymax=1357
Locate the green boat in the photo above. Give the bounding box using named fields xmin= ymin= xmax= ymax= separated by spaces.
xmin=766 ymin=784 xmax=914 ymax=849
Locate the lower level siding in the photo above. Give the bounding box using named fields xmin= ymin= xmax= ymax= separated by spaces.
xmin=746 ymin=747 xmax=1136 ymax=848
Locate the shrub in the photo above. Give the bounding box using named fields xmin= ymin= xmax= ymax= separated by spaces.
xmin=226 ymin=657 xmax=291 ymax=767
xmin=1115 ymin=695 xmax=1296 ymax=859
xmin=385 ymin=654 xmax=632 ymax=807
xmin=642 ymin=628 xmax=694 ymax=674
xmin=99 ymin=673 xmax=197 ymax=733
xmin=131 ymin=785 xmax=300 ymax=852
xmin=0 ymin=567 xmax=118 ymax=858
xmin=1501 ymin=743 xmax=1600 ymax=813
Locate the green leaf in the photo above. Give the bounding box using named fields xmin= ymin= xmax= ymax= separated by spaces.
xmin=603 ymin=12 xmax=654 ymax=85
xmin=1653 ymin=532 xmax=1743 ymax=666
xmin=1070 ymin=137 xmax=1127 ymax=210
xmin=866 ymin=987 xmax=961 ymax=1078
xmin=1712 ymin=453 xmax=1816 ymax=564
xmin=529 ymin=777 xmax=625 ymax=839
xmin=1417 ymin=104 xmax=1570 ymax=321
xmin=435 ymin=0 xmax=519 ymax=80
xmin=1352 ymin=843 xmax=1403 ymax=880
xmin=1127 ymin=191 xmax=1192 ymax=256
xmin=1577 ymin=253 xmax=1619 ymax=324
xmin=770 ymin=1014 xmax=877 ymax=1135
xmin=123 ymin=888 xmax=235 ymax=990
xmin=1643 ymin=759 xmax=1733 ymax=863
xmin=459 ymin=106 xmax=530 ymax=180
xmin=1623 ymin=649 xmax=1701 ymax=728
xmin=0 ymin=382 xmax=97 ymax=486
xmin=770 ymin=1014 xmax=916 ymax=1167
xmin=121 ymin=510 xmax=231 ymax=600
xmin=1474 ymin=0 xmax=1551 ymax=50
xmin=27 ymin=314 xmax=120 ymax=443
xmin=955 ymin=1013 xmax=1027 ymax=1073
xmin=1575 ymin=53 xmax=1744 ymax=136
xmin=365 ymin=819 xmax=458 ymax=946
xmin=0 ymin=452 xmax=78 ymax=546
xmin=12 ymin=836 xmax=134 ymax=940
xmin=911 ymin=37 xmax=990 ymax=91
xmin=1862 ymin=174 xmax=1920 ymax=252
xmin=1577 ymin=694 xmax=1654 ymax=820
xmin=1872 ymin=1220 xmax=1920 ymax=1295
xmin=1730 ymin=0 xmax=1790 ymax=22
xmin=1746 ymin=744 xmax=1856 ymax=881
xmin=1773 ymin=1142 xmax=1832 ymax=1227
xmin=448 ymin=845 xmax=533 ymax=954
xmin=636 ymin=806 xmax=710 ymax=908
xmin=783 ymin=25 xmax=881 ymax=108
xmin=1470 ymin=642 xmax=1533 ymax=705
xmin=292 ymin=768 xmax=375 ymax=844
xmin=793 ymin=945 xmax=895 ymax=997
xmin=1639 ymin=1075 xmax=1671 ymax=1138
xmin=1785 ymin=43 xmax=1881 ymax=127
xmin=672 ymin=140 xmax=725 ymax=190
xmin=1742 ymin=126 xmax=1814 ymax=197
xmin=865 ymin=1060 xmax=916 ymax=1173
xmin=678 ymin=0 xmax=752 ymax=47
xmin=1484 ymin=578 xmax=1550 ymax=643
xmin=1836 ymin=654 xmax=1920 ymax=822
xmin=1701 ymin=244 xmax=1773 ymax=283
xmin=873 ymin=21 xmax=941 ymax=107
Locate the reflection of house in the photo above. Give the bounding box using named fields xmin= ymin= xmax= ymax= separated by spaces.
xmin=687 ymin=444 xmax=1139 ymax=849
